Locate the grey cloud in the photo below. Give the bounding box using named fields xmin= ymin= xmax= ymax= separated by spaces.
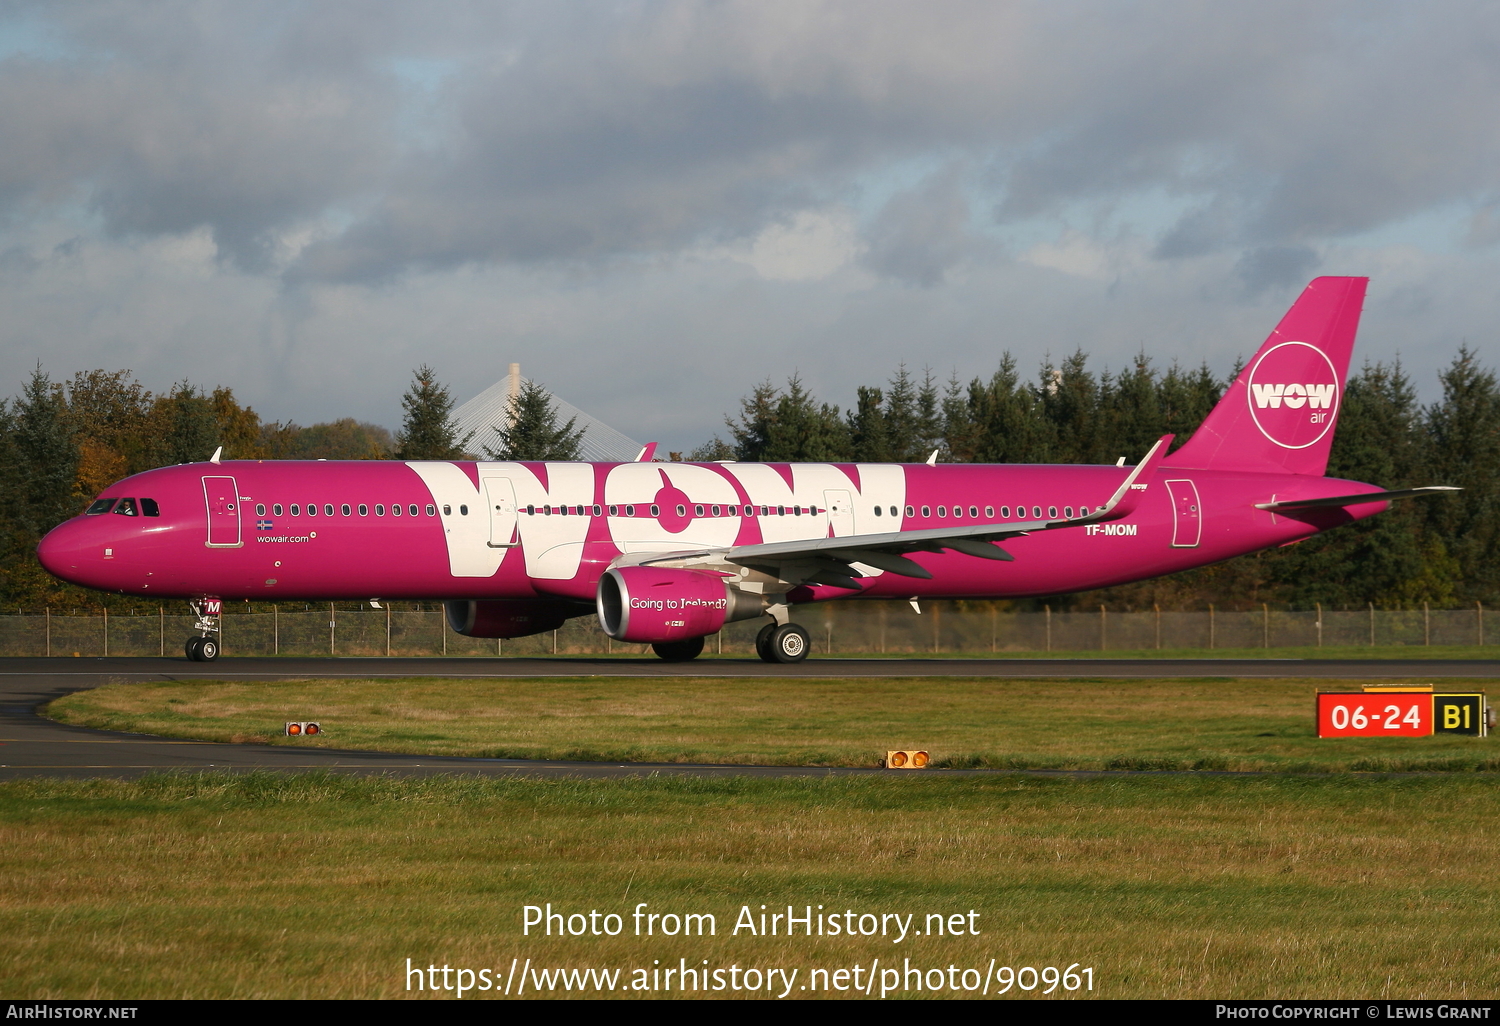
xmin=1234 ymin=244 xmax=1322 ymax=298
xmin=861 ymin=166 xmax=974 ymax=286
xmin=0 ymin=2 xmax=1497 ymax=318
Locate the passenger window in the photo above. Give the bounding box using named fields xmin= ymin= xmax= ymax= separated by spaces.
xmin=793 ymin=506 xmax=802 ymax=516
xmin=937 ymin=506 xmax=946 ymax=518
xmin=873 ymin=505 xmax=882 ymax=516
xmin=650 ymin=504 xmax=661 ymax=517
xmin=1000 ymin=506 xmax=1010 ymax=518
xmin=970 ymin=506 xmax=978 ymax=518
xmin=777 ymin=506 xmax=786 ymax=516
xmin=459 ymin=505 xmax=468 ymax=515
xmin=325 ymin=504 xmax=335 ymax=516
xmin=921 ymin=506 xmax=931 ymax=517
xmin=443 ymin=504 xmax=452 ymax=515
xmin=905 ymin=505 xmax=914 ymax=517
xmin=342 ymin=504 xmax=352 ymax=516
xmin=426 ymin=505 xmax=436 ymax=516
xmin=693 ymin=505 xmax=703 ymax=516
xmin=114 ymin=498 xmax=138 ymax=516
xmin=1064 ymin=506 xmax=1073 ymax=518
xmin=711 ymin=505 xmax=721 ymax=517
xmin=291 ymin=504 xmax=300 ymax=516
xmin=375 ymin=504 xmax=384 ymax=516
xmin=411 ymin=505 xmax=420 ymax=516
xmin=608 ymin=505 xmax=618 ymax=516
xmin=391 ymin=504 xmax=401 ymax=516
xmin=306 ymin=504 xmax=317 ymax=517
xmin=592 ymin=505 xmax=602 ymax=516
xmin=86 ymin=499 xmax=116 ymax=515
xmin=256 ymin=504 xmax=266 ymax=516
xmin=677 ymin=505 xmax=687 ymax=517
xmin=273 ymin=504 xmax=283 ymax=517
xmin=141 ymin=498 xmax=160 ymax=517
xmin=625 ymin=505 xmax=635 ymax=517
xmin=1048 ymin=506 xmax=1058 ymax=519
xmin=984 ymin=506 xmax=993 ymax=518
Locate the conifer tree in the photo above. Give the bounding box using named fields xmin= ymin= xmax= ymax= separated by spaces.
xmin=395 ymin=365 xmax=471 ymax=460
xmin=486 ymin=379 xmax=585 ymax=461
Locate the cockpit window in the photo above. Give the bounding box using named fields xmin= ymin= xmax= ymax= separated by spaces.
xmin=113 ymin=498 xmax=138 ymax=516
xmin=86 ymin=499 xmax=116 ymax=515
xmin=141 ymin=498 xmax=160 ymax=517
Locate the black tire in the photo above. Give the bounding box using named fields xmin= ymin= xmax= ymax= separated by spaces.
xmin=755 ymin=622 xmax=777 ymax=662
xmin=652 ymin=636 xmax=705 ymax=662
xmin=767 ymin=623 xmax=810 ymax=664
xmin=198 ymin=637 xmax=220 ymax=661
xmin=185 ymin=637 xmax=203 ymax=661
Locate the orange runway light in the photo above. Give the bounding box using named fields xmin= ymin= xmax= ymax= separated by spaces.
xmin=883 ymin=750 xmax=929 ymax=769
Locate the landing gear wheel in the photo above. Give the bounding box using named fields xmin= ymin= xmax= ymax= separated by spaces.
xmin=197 ymin=637 xmax=220 ymax=662
xmin=652 ymin=636 xmax=705 ymax=662
xmin=767 ymin=623 xmax=810 ymax=664
xmin=755 ymin=622 xmax=778 ymax=662
xmin=185 ymin=637 xmax=203 ymax=661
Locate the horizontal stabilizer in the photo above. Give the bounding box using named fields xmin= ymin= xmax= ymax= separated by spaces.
xmin=1255 ymin=486 xmax=1459 ymax=511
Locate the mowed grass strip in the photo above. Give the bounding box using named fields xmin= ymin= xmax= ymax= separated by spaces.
xmin=1 ymin=773 xmax=1497 ymax=999
xmin=45 ymin=676 xmax=1500 ymax=772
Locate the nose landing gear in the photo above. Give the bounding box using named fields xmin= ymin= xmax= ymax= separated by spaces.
xmin=185 ymin=598 xmax=222 ymax=662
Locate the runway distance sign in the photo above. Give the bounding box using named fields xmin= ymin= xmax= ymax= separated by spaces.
xmin=1316 ymin=693 xmax=1429 ymax=737
xmin=1316 ymin=692 xmax=1489 ymax=738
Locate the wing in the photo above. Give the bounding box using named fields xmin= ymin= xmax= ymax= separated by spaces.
xmin=1255 ymin=486 xmax=1459 ymax=511
xmin=614 ymin=434 xmax=1174 ymax=591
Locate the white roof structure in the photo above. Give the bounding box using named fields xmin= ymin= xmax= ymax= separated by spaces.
xmin=451 ymin=364 xmax=643 ymax=463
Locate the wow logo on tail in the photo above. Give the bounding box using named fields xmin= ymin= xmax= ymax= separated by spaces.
xmin=1246 ymin=341 xmax=1341 ymax=450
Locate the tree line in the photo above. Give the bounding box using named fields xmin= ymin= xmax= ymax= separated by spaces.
xmin=1 ymin=349 xmax=1496 ymax=613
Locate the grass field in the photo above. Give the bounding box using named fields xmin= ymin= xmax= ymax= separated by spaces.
xmin=46 ymin=675 xmax=1500 ymax=772
xmin=2 ymin=772 xmax=1497 ymax=999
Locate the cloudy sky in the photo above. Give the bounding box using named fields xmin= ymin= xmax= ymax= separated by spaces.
xmin=2 ymin=1 xmax=1498 ymax=450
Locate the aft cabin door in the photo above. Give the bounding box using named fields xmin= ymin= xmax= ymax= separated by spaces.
xmin=1165 ymin=479 xmax=1201 ymax=548
xmin=202 ymin=476 xmax=242 ymax=548
xmin=483 ymin=476 xmax=519 ymax=548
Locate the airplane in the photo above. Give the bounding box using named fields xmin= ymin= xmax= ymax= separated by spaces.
xmin=36 ymin=276 xmax=1455 ymax=664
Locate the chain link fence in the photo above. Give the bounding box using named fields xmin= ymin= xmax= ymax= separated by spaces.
xmin=0 ymin=601 xmax=1492 ymax=657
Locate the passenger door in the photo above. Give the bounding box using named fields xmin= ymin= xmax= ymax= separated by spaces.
xmin=202 ymin=476 xmax=242 ymax=548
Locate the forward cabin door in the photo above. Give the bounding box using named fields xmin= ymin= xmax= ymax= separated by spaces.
xmin=483 ymin=476 xmax=519 ymax=548
xmin=202 ymin=476 xmax=242 ymax=548
xmin=824 ymin=489 xmax=855 ymax=536
xmin=1165 ymin=479 xmax=1201 ymax=548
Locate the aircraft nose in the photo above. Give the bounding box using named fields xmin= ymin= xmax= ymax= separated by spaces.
xmin=37 ymin=519 xmax=94 ymax=583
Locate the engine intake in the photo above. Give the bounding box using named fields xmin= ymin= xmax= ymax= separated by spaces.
xmin=597 ymin=566 xmax=764 ymax=643
xmin=444 ymin=599 xmax=580 ymax=639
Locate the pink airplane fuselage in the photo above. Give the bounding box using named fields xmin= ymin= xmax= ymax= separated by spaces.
xmin=36 ymin=456 xmax=1384 ymax=603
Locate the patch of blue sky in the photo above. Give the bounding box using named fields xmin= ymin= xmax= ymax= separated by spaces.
xmin=0 ymin=13 xmax=74 ymax=62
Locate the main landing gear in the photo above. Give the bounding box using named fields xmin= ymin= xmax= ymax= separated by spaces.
xmin=756 ymin=621 xmax=810 ymax=664
xmin=185 ymin=597 xmax=222 ymax=662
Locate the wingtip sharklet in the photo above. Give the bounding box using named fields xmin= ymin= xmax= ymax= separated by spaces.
xmin=1073 ymin=433 xmax=1173 ymax=526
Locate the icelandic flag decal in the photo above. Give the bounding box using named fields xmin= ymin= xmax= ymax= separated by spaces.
xmin=257 ymin=519 xmax=274 ymax=530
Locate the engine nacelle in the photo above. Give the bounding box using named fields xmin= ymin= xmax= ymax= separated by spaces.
xmin=444 ymin=599 xmax=578 ymax=639
xmin=596 ymin=566 xmax=765 ymax=643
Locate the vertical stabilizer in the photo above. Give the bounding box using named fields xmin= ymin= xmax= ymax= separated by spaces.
xmin=1165 ymin=276 xmax=1367 ymax=476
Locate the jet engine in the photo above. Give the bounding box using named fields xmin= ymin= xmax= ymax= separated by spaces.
xmin=596 ymin=566 xmax=765 ymax=643
xmin=444 ymin=598 xmax=582 ymax=639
